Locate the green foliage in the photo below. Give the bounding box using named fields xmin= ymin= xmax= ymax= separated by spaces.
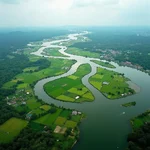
xmin=89 ymin=67 xmax=134 ymax=99
xmin=91 ymin=60 xmax=115 ymax=68
xmin=0 ymin=127 xmax=55 ymax=150
xmin=71 ymin=28 xmax=150 ymax=70
xmin=0 ymin=100 xmax=21 ymax=125
xmin=122 ymin=102 xmax=136 ymax=107
xmin=44 ymin=48 xmax=67 ymax=57
xmin=127 ymin=122 xmax=150 ymax=150
xmin=44 ymin=64 xmax=94 ymax=102
xmin=0 ymin=118 xmax=28 ymax=143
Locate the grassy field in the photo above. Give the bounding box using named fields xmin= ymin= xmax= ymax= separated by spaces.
xmin=131 ymin=110 xmax=150 ymax=131
xmin=0 ymin=118 xmax=28 ymax=143
xmin=66 ymin=47 xmax=100 ymax=58
xmin=59 ymin=110 xmax=72 ymax=118
xmin=34 ymin=108 xmax=62 ymax=126
xmin=40 ymin=105 xmax=51 ymax=111
xmin=54 ymin=117 xmax=67 ymax=126
xmin=64 ymin=120 xmax=77 ymax=128
xmin=91 ymin=60 xmax=116 ymax=68
xmin=71 ymin=115 xmax=81 ymax=122
xmin=3 ymin=58 xmax=76 ymax=89
xmin=43 ymin=48 xmax=68 ymax=57
xmin=89 ymin=67 xmax=135 ymax=99
xmin=26 ymin=98 xmax=41 ymax=110
xmin=23 ymin=67 xmax=39 ymax=72
xmin=44 ymin=64 xmax=94 ymax=103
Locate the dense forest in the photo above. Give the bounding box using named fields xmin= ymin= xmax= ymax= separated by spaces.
xmin=0 ymin=55 xmax=50 ymax=99
xmin=127 ymin=122 xmax=150 ymax=150
xmin=0 ymin=127 xmax=55 ymax=150
xmin=0 ymin=29 xmax=69 ymax=98
xmin=0 ymin=29 xmax=69 ymax=59
xmin=0 ymin=100 xmax=21 ymax=125
xmin=71 ymin=27 xmax=150 ymax=70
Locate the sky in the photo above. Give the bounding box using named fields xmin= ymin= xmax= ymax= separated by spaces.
xmin=0 ymin=0 xmax=150 ymax=27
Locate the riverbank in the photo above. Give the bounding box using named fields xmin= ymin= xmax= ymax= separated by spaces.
xmin=32 ymin=31 xmax=150 ymax=150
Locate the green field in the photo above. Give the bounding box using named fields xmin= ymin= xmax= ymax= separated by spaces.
xmin=89 ymin=67 xmax=135 ymax=99
xmin=26 ymin=98 xmax=41 ymax=110
xmin=43 ymin=48 xmax=68 ymax=57
xmin=44 ymin=64 xmax=94 ymax=103
xmin=54 ymin=117 xmax=67 ymax=126
xmin=64 ymin=120 xmax=77 ymax=128
xmin=3 ymin=58 xmax=75 ymax=89
xmin=59 ymin=110 xmax=72 ymax=118
xmin=91 ymin=60 xmax=115 ymax=68
xmin=40 ymin=105 xmax=51 ymax=111
xmin=131 ymin=110 xmax=150 ymax=131
xmin=0 ymin=118 xmax=28 ymax=143
xmin=71 ymin=115 xmax=81 ymax=122
xmin=66 ymin=47 xmax=100 ymax=58
xmin=34 ymin=108 xmax=62 ymax=126
xmin=23 ymin=67 xmax=39 ymax=72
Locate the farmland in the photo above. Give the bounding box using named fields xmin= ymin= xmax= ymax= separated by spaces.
xmin=43 ymin=47 xmax=68 ymax=57
xmin=0 ymin=118 xmax=28 ymax=143
xmin=91 ymin=60 xmax=116 ymax=68
xmin=66 ymin=47 xmax=100 ymax=58
xmin=89 ymin=67 xmax=135 ymax=99
xmin=44 ymin=64 xmax=94 ymax=103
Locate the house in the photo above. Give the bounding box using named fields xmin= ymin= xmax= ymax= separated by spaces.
xmin=72 ymin=111 xmax=78 ymax=115
xmin=22 ymin=101 xmax=26 ymax=105
xmin=121 ymin=94 xmax=124 ymax=96
xmin=103 ymin=82 xmax=109 ymax=85
xmin=78 ymin=112 xmax=82 ymax=115
xmin=75 ymin=96 xmax=80 ymax=100
xmin=26 ymin=113 xmax=32 ymax=120
xmin=26 ymin=92 xmax=30 ymax=95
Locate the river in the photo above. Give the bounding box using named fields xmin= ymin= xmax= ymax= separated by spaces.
xmin=31 ymin=32 xmax=150 ymax=150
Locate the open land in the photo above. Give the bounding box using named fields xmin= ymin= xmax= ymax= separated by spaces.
xmin=44 ymin=64 xmax=94 ymax=103
xmin=89 ymin=67 xmax=135 ymax=99
xmin=66 ymin=47 xmax=100 ymax=58
xmin=43 ymin=48 xmax=68 ymax=57
xmin=0 ymin=118 xmax=28 ymax=143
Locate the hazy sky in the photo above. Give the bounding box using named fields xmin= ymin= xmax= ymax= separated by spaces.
xmin=0 ymin=0 xmax=150 ymax=27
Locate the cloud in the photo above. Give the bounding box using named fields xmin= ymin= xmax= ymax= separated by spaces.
xmin=0 ymin=0 xmax=23 ymax=4
xmin=73 ymin=0 xmax=120 ymax=8
xmin=0 ymin=0 xmax=149 ymax=27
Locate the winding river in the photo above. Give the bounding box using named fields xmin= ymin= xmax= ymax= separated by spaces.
xmin=31 ymin=32 xmax=150 ymax=150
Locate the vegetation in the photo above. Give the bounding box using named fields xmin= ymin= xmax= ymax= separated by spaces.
xmin=131 ymin=110 xmax=150 ymax=131
xmin=43 ymin=48 xmax=68 ymax=57
xmin=0 ymin=29 xmax=69 ymax=59
xmin=71 ymin=28 xmax=150 ymax=71
xmin=122 ymin=101 xmax=136 ymax=107
xmin=91 ymin=60 xmax=115 ymax=68
xmin=89 ymin=67 xmax=135 ymax=99
xmin=66 ymin=47 xmax=100 ymax=58
xmin=44 ymin=64 xmax=94 ymax=103
xmin=3 ymin=58 xmax=76 ymax=90
xmin=127 ymin=110 xmax=150 ymax=150
xmin=0 ymin=118 xmax=28 ymax=143
xmin=0 ymin=100 xmax=21 ymax=125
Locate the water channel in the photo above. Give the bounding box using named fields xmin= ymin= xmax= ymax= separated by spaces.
xmin=32 ymin=32 xmax=150 ymax=150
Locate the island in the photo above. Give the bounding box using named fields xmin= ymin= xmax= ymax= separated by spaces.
xmin=122 ymin=101 xmax=136 ymax=107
